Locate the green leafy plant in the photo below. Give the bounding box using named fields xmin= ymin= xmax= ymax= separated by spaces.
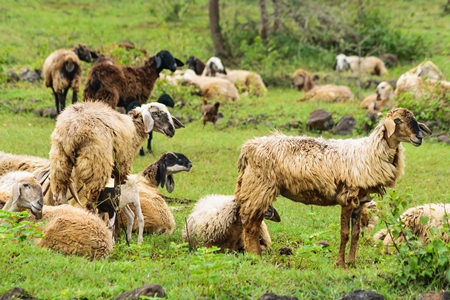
xmin=0 ymin=210 xmax=44 ymax=242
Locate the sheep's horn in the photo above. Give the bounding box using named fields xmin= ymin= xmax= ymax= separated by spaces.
xmin=36 ymin=169 xmax=50 ymax=186
xmin=68 ymin=181 xmax=83 ymax=207
xmin=41 ymin=180 xmax=50 ymax=196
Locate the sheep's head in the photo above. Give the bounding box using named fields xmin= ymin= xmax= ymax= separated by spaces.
xmin=72 ymin=44 xmax=97 ymax=63
xmin=140 ymin=102 xmax=184 ymax=137
xmin=63 ymin=55 xmax=78 ymax=74
xmin=185 ymin=56 xmax=205 ymax=75
xmin=383 ymin=108 xmax=432 ymax=147
xmin=201 ymin=99 xmax=220 ymax=126
xmin=204 ymin=57 xmax=227 ymax=76
xmin=291 ymin=69 xmax=315 ymax=91
xmin=376 ymin=82 xmax=394 ymax=101
xmin=155 ymin=50 xmax=184 ymax=73
xmin=8 ymin=175 xmax=43 ymax=219
xmin=335 ymin=54 xmax=350 ymax=71
xmin=157 ymin=152 xmax=193 ymax=193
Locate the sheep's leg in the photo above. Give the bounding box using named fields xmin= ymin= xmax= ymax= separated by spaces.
xmin=60 ymin=88 xmax=69 ymax=112
xmin=72 ymin=89 xmax=78 ymax=104
xmin=134 ymin=201 xmax=145 ymax=244
xmin=241 ymin=214 xmax=264 ymax=256
xmin=51 ymin=87 xmax=60 ymax=114
xmin=348 ymin=204 xmax=364 ymax=263
xmin=145 ymin=132 xmax=153 ymax=155
xmin=336 ymin=205 xmax=353 ymax=268
xmin=122 ymin=205 xmax=136 ymax=243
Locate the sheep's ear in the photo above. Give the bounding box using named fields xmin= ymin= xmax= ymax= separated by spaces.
xmin=419 ymin=122 xmax=432 ymax=136
xmin=175 ymin=58 xmax=184 ymax=67
xmin=155 ymin=56 xmax=162 ymax=69
xmin=384 ymin=118 xmax=396 ymax=138
xmin=141 ymin=109 xmax=154 ymax=133
xmin=158 ymin=159 xmax=167 ymax=189
xmin=11 ymin=183 xmax=21 ymax=206
xmin=172 ymin=116 xmax=185 ymax=129
xmin=90 ymin=51 xmax=98 ymax=59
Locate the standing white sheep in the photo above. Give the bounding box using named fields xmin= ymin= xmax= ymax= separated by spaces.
xmin=334 ymin=54 xmax=388 ymax=76
xmin=49 ymin=101 xmax=183 ymax=210
xmin=234 ymin=108 xmax=431 ymax=268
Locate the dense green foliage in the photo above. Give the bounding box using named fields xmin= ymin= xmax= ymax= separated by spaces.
xmin=1 ymin=1 xmax=450 ymax=299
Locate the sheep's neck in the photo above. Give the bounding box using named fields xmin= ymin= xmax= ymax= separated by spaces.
xmin=384 ymin=132 xmax=401 ymax=151
xmin=140 ymin=163 xmax=159 ymax=188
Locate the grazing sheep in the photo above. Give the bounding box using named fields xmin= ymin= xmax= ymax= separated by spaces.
xmin=43 ymin=44 xmax=97 ymax=114
xmin=374 ymin=203 xmax=450 ymax=254
xmin=334 ymin=54 xmax=388 ymax=76
xmin=126 ymin=94 xmax=177 ymax=156
xmin=120 ymin=152 xmax=193 ymax=234
xmin=49 ymin=101 xmax=183 ymax=210
xmin=234 ymin=108 xmax=431 ymax=268
xmin=83 ymin=50 xmax=184 ymax=110
xmin=292 ymin=69 xmax=354 ymax=102
xmin=0 ymin=171 xmax=44 ymax=220
xmin=185 ymin=56 xmax=206 ymax=75
xmin=360 ymin=81 xmax=394 ymax=113
xmin=183 ymin=194 xmax=279 ymax=252
xmin=201 ymin=99 xmax=220 ymax=128
xmin=182 ymin=69 xmax=240 ymax=102
xmin=201 ymin=56 xmax=227 ymax=77
xmin=219 ymin=69 xmax=268 ymax=97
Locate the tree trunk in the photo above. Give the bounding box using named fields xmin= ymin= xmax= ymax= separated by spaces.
xmin=272 ymin=0 xmax=281 ymax=33
xmin=259 ymin=0 xmax=269 ymax=44
xmin=209 ymin=0 xmax=228 ymax=57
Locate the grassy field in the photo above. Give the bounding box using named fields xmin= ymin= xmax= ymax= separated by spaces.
xmin=1 ymin=1 xmax=450 ymax=299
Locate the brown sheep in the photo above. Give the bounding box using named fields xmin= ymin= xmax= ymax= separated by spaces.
xmin=83 ymin=50 xmax=184 ymax=110
xmin=334 ymin=54 xmax=388 ymax=76
xmin=49 ymin=102 xmax=183 ymax=210
xmin=201 ymin=99 xmax=220 ymax=128
xmin=360 ymin=81 xmax=394 ymax=113
xmin=234 ymin=108 xmax=431 ymax=268
xmin=185 ymin=56 xmax=206 ymax=75
xmin=374 ymin=203 xmax=450 ymax=254
xmin=292 ymin=69 xmax=354 ymax=102
xmin=43 ymin=44 xmax=97 ymax=114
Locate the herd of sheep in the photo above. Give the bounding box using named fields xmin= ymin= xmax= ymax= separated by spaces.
xmin=1 ymin=43 xmax=448 ymax=270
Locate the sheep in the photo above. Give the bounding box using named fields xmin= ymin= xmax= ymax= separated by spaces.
xmin=394 ymin=72 xmax=450 ymax=98
xmin=49 ymin=101 xmax=183 ymax=210
xmin=292 ymin=69 xmax=354 ymax=102
xmin=183 ymin=194 xmax=280 ymax=252
xmin=407 ymin=61 xmax=442 ymax=80
xmin=334 ymin=54 xmax=388 ymax=76
xmin=234 ymin=108 xmax=432 ymax=268
xmin=360 ymin=81 xmax=394 ymax=113
xmin=182 ymin=69 xmax=240 ymax=102
xmin=360 ymin=200 xmax=379 ymax=237
xmin=43 ymin=44 xmax=97 ymax=115
xmin=201 ymin=56 xmax=227 ymax=77
xmin=374 ymin=203 xmax=450 ymax=254
xmin=126 ymin=93 xmax=177 ymax=156
xmin=185 ymin=56 xmax=206 ymax=75
xmin=201 ymin=99 xmax=220 ymax=128
xmin=82 ymin=50 xmax=184 ymax=110
xmin=0 ymin=171 xmax=44 ymax=220
xmin=98 ymin=177 xmax=144 ymax=244
xmin=118 ymin=152 xmax=193 ymax=234
xmin=219 ymin=69 xmax=268 ymax=97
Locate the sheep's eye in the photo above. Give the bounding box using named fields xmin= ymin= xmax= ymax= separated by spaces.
xmin=23 ymin=183 xmax=29 ymax=188
xmin=151 ymin=112 xmax=159 ymax=117
xmin=394 ymin=118 xmax=401 ymax=124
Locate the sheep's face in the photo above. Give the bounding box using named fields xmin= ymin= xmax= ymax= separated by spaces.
xmin=376 ymin=82 xmax=393 ymax=101
xmin=292 ymin=71 xmax=306 ymax=90
xmin=205 ymin=57 xmax=226 ymax=76
xmin=72 ymin=44 xmax=96 ymax=63
xmin=141 ymin=103 xmax=184 ymax=137
xmin=12 ymin=178 xmax=43 ymax=219
xmin=155 ymin=50 xmax=184 ymax=73
xmin=164 ymin=153 xmax=193 ymax=175
xmin=384 ymin=108 xmax=432 ymax=146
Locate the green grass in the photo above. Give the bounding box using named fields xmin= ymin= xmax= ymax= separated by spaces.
xmin=1 ymin=1 xmax=450 ymax=299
